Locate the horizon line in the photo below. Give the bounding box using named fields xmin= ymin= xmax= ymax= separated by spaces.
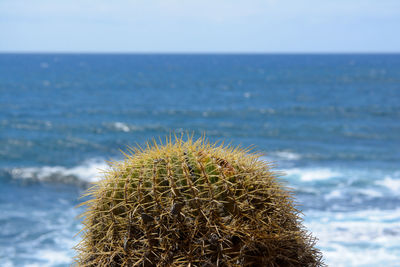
xmin=1 ymin=51 xmax=400 ymax=55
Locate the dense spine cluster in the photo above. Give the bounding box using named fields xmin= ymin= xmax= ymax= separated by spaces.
xmin=75 ymin=136 xmax=324 ymax=266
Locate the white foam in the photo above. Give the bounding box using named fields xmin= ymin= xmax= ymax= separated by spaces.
xmin=109 ymin=122 xmax=164 ymax=133
xmin=283 ymin=168 xmax=340 ymax=181
xmin=305 ymin=208 xmax=400 ymax=266
xmin=32 ymin=250 xmax=71 ymax=266
xmin=322 ymin=245 xmax=399 ymax=267
xmin=376 ymin=176 xmax=400 ymax=192
xmin=324 ymin=189 xmax=343 ymax=200
xmin=9 ymin=159 xmax=109 ymax=183
xmin=113 ymin=122 xmax=130 ymax=132
xmin=273 ymin=151 xmax=301 ymax=160
xmin=357 ymin=188 xmax=383 ymax=198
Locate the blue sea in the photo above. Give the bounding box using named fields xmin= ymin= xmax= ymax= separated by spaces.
xmin=0 ymin=54 xmax=399 ymax=266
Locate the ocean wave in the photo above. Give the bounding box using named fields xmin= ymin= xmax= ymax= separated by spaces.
xmin=5 ymin=159 xmax=109 ymax=185
xmin=113 ymin=122 xmax=130 ymax=132
xmin=25 ymin=249 xmax=71 ymax=267
xmin=324 ymin=188 xmax=384 ymax=201
xmin=305 ymin=208 xmax=400 ymax=266
xmin=259 ymin=152 xmax=302 ymax=166
xmin=376 ymin=175 xmax=400 ymax=193
xmin=4 ymin=157 xmax=400 ymax=204
xmin=275 ymin=166 xmax=400 ymax=206
xmin=107 ymin=122 xmax=165 ymax=133
xmin=0 ymin=190 xmax=81 ymax=267
xmin=270 ymin=151 xmax=302 ymax=161
xmin=282 ymin=167 xmax=341 ymax=182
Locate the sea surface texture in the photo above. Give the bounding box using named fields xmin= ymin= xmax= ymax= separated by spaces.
xmin=0 ymin=54 xmax=399 ymax=266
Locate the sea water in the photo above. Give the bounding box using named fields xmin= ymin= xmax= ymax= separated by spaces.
xmin=0 ymin=54 xmax=399 ymax=266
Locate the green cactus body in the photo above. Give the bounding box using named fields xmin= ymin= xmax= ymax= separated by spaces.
xmin=75 ymin=136 xmax=324 ymax=266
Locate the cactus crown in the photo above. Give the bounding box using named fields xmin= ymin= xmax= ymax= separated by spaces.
xmin=75 ymin=136 xmax=323 ymax=266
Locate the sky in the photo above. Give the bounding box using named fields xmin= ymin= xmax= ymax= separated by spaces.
xmin=0 ymin=0 xmax=399 ymax=53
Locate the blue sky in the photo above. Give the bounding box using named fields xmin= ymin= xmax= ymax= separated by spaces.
xmin=0 ymin=0 xmax=399 ymax=53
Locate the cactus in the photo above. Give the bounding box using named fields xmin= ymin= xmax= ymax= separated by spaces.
xmin=75 ymin=136 xmax=324 ymax=266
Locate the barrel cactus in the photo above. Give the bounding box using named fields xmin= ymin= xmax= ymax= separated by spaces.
xmin=75 ymin=136 xmax=324 ymax=266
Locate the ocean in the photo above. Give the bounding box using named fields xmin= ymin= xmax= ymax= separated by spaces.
xmin=0 ymin=54 xmax=399 ymax=266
